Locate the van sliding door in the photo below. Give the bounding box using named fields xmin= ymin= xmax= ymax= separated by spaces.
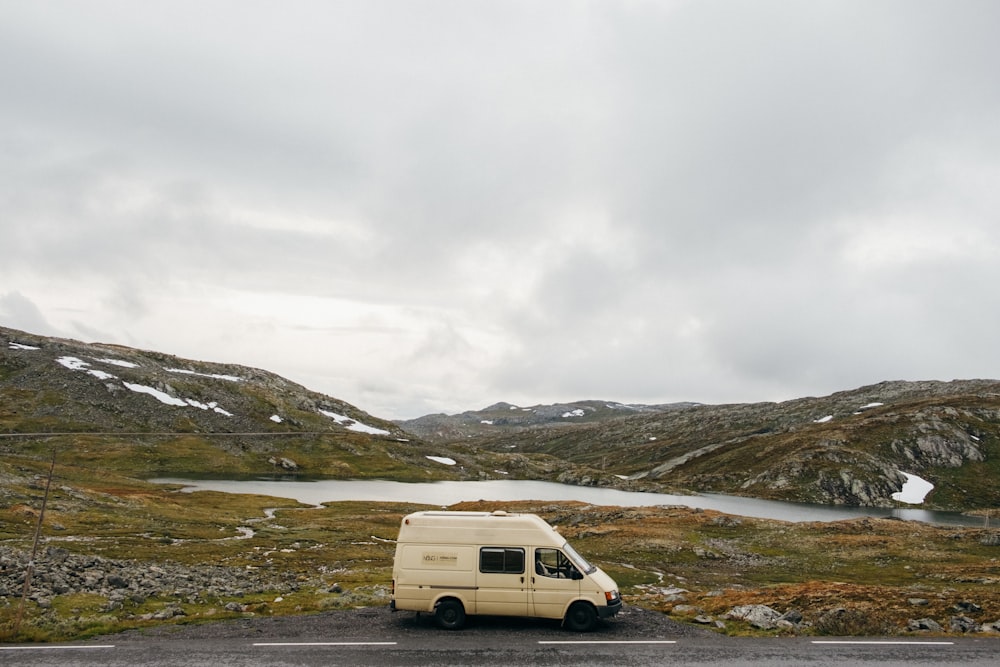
xmin=476 ymin=547 xmax=528 ymax=616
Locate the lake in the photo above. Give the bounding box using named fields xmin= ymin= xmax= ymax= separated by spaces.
xmin=149 ymin=477 xmax=986 ymax=527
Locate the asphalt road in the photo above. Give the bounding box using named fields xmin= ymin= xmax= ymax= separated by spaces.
xmin=3 ymin=635 xmax=998 ymax=666
xmin=2 ymin=607 xmax=996 ymax=666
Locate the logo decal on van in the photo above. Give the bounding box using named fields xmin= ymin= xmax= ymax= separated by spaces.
xmin=422 ymin=552 xmax=459 ymax=565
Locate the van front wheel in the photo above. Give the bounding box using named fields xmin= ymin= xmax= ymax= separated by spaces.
xmin=435 ymin=599 xmax=466 ymax=630
xmin=564 ymin=601 xmax=597 ymax=632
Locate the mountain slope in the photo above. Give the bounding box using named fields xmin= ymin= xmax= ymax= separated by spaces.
xmin=444 ymin=381 xmax=1000 ymax=510
xmin=0 ymin=326 xmax=514 ymax=482
xmin=5 ymin=325 xmax=999 ymax=511
xmin=397 ymin=399 xmax=698 ymax=441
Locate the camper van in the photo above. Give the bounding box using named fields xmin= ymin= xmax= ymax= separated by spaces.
xmin=390 ymin=510 xmax=621 ymax=631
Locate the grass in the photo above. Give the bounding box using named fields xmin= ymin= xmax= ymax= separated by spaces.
xmin=2 ymin=455 xmax=1000 ymax=641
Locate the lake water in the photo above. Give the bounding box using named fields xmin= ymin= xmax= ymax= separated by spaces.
xmin=149 ymin=477 xmax=986 ymax=527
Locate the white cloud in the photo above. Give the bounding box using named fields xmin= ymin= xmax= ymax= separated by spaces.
xmin=3 ymin=1 xmax=1000 ymax=418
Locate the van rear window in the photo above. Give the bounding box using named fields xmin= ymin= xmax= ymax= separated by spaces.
xmin=479 ymin=547 xmax=525 ymax=574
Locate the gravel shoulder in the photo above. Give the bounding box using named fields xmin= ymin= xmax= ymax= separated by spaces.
xmin=92 ymin=604 xmax=717 ymax=642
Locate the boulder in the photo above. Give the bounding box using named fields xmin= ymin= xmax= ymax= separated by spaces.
xmin=908 ymin=618 xmax=943 ymax=632
xmin=725 ymin=604 xmax=783 ymax=630
xmin=950 ymin=615 xmax=981 ymax=633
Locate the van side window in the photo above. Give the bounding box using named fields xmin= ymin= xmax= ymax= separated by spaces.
xmin=535 ymin=548 xmax=580 ymax=579
xmin=479 ymin=547 xmax=525 ymax=574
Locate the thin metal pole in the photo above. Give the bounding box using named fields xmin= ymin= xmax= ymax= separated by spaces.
xmin=13 ymin=450 xmax=56 ymax=637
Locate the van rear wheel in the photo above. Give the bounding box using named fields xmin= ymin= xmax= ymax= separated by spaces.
xmin=435 ymin=599 xmax=466 ymax=630
xmin=564 ymin=601 xmax=597 ymax=632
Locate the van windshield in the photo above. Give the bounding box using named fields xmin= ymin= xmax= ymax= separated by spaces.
xmin=562 ymin=542 xmax=596 ymax=575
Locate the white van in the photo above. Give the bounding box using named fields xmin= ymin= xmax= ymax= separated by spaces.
xmin=390 ymin=510 xmax=622 ymax=631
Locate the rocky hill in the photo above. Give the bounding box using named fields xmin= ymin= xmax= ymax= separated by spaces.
xmin=4 ymin=325 xmax=999 ymax=510
xmin=0 ymin=325 xmax=551 ymax=482
xmin=427 ymin=382 xmax=1000 ymax=510
xmin=397 ymin=399 xmax=699 ymax=441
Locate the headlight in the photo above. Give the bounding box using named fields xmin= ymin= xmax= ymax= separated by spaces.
xmin=605 ymin=590 xmax=620 ymax=602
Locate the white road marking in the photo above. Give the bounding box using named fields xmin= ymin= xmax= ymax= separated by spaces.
xmin=0 ymin=645 xmax=116 ymax=651
xmin=538 ymin=640 xmax=677 ymax=645
xmin=812 ymin=640 xmax=955 ymax=645
xmin=253 ymin=641 xmax=398 ymax=646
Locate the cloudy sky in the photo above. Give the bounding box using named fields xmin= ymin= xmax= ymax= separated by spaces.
xmin=2 ymin=1 xmax=999 ymax=419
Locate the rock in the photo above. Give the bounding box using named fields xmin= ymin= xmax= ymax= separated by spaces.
xmin=908 ymin=598 xmax=929 ymax=606
xmin=908 ymin=618 xmax=943 ymax=632
xmin=268 ymin=456 xmax=299 ymax=471
xmin=693 ymin=615 xmax=716 ymax=624
xmin=953 ymin=601 xmax=982 ymax=614
xmin=152 ymin=606 xmax=185 ymax=620
xmin=725 ymin=604 xmax=783 ymax=630
xmin=780 ymin=609 xmax=803 ymax=624
xmin=671 ymin=604 xmax=701 ymax=615
xmin=980 ymin=532 xmax=1000 ymax=546
xmin=711 ymin=516 xmax=742 ymax=528
xmin=0 ymin=544 xmax=295 ymax=608
xmin=950 ymin=615 xmax=980 ymax=633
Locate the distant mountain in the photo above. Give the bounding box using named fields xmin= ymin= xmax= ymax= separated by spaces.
xmin=396 ymin=399 xmax=699 ymax=441
xmin=5 ymin=325 xmax=999 ymax=510
xmin=403 ymin=381 xmax=1000 ymax=510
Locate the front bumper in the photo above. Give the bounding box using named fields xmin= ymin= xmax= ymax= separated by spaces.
xmin=599 ymin=597 xmax=623 ymax=618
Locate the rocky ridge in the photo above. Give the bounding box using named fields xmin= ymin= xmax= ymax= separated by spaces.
xmin=446 ymin=381 xmax=1000 ymax=509
xmin=4 ymin=324 xmax=1000 ymax=509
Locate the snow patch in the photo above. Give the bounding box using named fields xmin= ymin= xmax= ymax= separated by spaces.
xmin=814 ymin=415 xmax=833 ymax=423
xmin=123 ymin=382 xmax=187 ymax=407
xmin=859 ymin=402 xmax=884 ymax=409
xmin=165 ymin=368 xmax=243 ymax=382
xmin=318 ymin=410 xmax=390 ymax=435
xmin=481 ymin=420 xmax=494 ymax=425
xmin=270 ymin=414 xmax=283 ymax=423
xmin=57 ymin=356 xmax=117 ymax=380
xmin=892 ymin=472 xmax=934 ymax=504
xmin=426 ymin=456 xmax=457 ymax=466
xmin=57 ymin=355 xmax=232 ymax=415
xmin=122 ymin=382 xmax=232 ymax=415
xmin=562 ymin=409 xmax=585 ymax=418
xmin=95 ymin=358 xmax=139 ymax=368
xmin=9 ymin=342 xmax=40 ymax=350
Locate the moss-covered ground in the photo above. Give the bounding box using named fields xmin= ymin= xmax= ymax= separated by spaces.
xmin=2 ymin=457 xmax=999 ymax=641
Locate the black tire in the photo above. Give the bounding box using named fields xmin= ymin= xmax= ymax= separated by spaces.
xmin=564 ymin=601 xmax=598 ymax=632
xmin=435 ymin=599 xmax=466 ymax=630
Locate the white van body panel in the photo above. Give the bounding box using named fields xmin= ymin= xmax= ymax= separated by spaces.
xmin=391 ymin=510 xmax=622 ymax=628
